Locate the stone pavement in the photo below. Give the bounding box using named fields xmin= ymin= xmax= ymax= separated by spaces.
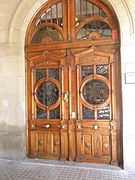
xmin=0 ymin=159 xmax=135 ymax=180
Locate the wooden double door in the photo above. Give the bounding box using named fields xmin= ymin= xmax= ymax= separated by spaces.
xmin=25 ymin=0 xmax=122 ymax=165
xmin=27 ymin=47 xmax=118 ymax=165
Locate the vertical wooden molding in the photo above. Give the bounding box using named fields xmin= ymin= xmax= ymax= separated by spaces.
xmin=61 ymin=65 xmax=65 ymax=120
xmin=25 ymin=57 xmax=29 ymax=156
xmin=60 ymin=64 xmax=68 ymax=161
xmin=70 ymin=0 xmax=75 ymax=41
xmin=31 ymin=68 xmax=35 ymax=119
xmin=63 ymin=0 xmax=68 ymax=41
xmin=68 ymin=65 xmax=72 ymax=120
xmin=76 ymin=64 xmax=80 ymax=120
xmin=111 ymin=61 xmax=116 ymax=120
xmin=111 ymin=59 xmax=118 ymax=165
xmin=67 ymin=0 xmax=71 ymax=41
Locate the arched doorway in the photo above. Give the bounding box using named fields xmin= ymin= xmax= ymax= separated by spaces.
xmin=25 ymin=0 xmax=122 ymax=166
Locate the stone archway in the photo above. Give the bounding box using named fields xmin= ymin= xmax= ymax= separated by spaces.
xmin=8 ymin=0 xmax=135 ymax=170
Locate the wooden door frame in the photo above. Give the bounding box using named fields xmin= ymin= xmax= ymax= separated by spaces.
xmin=25 ymin=0 xmax=123 ymax=166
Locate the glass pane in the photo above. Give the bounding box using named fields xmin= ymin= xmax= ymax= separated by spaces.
xmin=97 ymin=105 xmax=110 ymax=120
xmin=31 ymin=27 xmax=63 ymax=44
xmin=52 ymin=5 xmax=57 ymax=24
xmin=76 ymin=21 xmax=112 ymax=40
xmin=48 ymin=68 xmax=59 ymax=81
xmin=87 ymin=2 xmax=92 ymax=16
xmin=36 ymin=69 xmax=46 ymax=83
xmin=94 ymin=5 xmax=99 ymax=16
xmin=49 ymin=106 xmax=60 ymax=119
xmin=82 ymin=0 xmax=87 ymax=16
xmin=57 ymin=2 xmax=63 ymax=28
xmin=41 ymin=13 xmax=46 ymax=23
xmin=46 ymin=8 xmax=51 ymax=23
xmin=36 ymin=106 xmax=47 ymax=119
xmin=81 ymin=65 xmax=93 ymax=80
xmin=96 ymin=65 xmax=108 ymax=79
xmin=36 ymin=82 xmax=59 ymax=106
xmin=82 ymin=80 xmax=109 ymax=105
xmin=82 ymin=105 xmax=94 ymax=119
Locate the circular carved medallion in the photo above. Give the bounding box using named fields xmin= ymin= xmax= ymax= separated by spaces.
xmin=82 ymin=80 xmax=109 ymax=105
xmin=36 ymin=81 xmax=59 ymax=106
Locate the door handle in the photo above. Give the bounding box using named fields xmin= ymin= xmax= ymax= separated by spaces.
xmin=64 ymin=91 xmax=69 ymax=102
xmin=43 ymin=124 xmax=51 ymax=128
xmin=93 ymin=124 xmax=99 ymax=130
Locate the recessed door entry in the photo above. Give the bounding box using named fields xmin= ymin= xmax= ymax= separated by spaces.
xmin=25 ymin=0 xmax=122 ymax=166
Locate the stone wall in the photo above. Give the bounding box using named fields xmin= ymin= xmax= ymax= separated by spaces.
xmin=0 ymin=0 xmax=135 ymax=172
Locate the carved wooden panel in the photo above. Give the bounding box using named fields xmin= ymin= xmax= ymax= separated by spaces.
xmin=81 ymin=134 xmax=92 ymax=156
xmin=76 ymin=126 xmax=111 ymax=163
xmin=33 ymin=131 xmax=60 ymax=158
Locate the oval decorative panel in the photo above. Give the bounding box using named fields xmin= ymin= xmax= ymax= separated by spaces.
xmin=82 ymin=79 xmax=109 ymax=105
xmin=36 ymin=81 xmax=59 ymax=106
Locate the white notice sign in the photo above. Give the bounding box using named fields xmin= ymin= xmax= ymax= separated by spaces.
xmin=125 ymin=73 xmax=135 ymax=84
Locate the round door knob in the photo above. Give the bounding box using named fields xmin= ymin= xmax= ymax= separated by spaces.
xmin=44 ymin=124 xmax=50 ymax=128
xmin=93 ymin=124 xmax=99 ymax=130
xmin=77 ymin=125 xmax=81 ymax=129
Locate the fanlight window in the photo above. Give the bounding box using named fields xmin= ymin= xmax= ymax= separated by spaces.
xmin=76 ymin=21 xmax=112 ymax=40
xmin=75 ymin=0 xmax=107 ymax=27
xmin=27 ymin=0 xmax=117 ymax=45
xmin=31 ymin=27 xmax=63 ymax=44
xmin=35 ymin=2 xmax=63 ymax=28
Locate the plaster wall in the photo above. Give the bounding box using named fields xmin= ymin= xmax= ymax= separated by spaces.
xmin=0 ymin=0 xmax=135 ymax=171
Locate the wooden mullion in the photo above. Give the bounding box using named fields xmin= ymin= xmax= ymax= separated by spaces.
xmin=68 ymin=0 xmax=71 ymax=40
xmin=70 ymin=0 xmax=75 ymax=41
xmin=47 ymin=110 xmax=49 ymax=119
xmin=94 ymin=108 xmax=97 ymax=120
xmin=62 ymin=0 xmax=68 ymax=41
xmin=46 ymin=67 xmax=48 ymax=79
xmin=93 ymin=64 xmax=96 ymax=77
